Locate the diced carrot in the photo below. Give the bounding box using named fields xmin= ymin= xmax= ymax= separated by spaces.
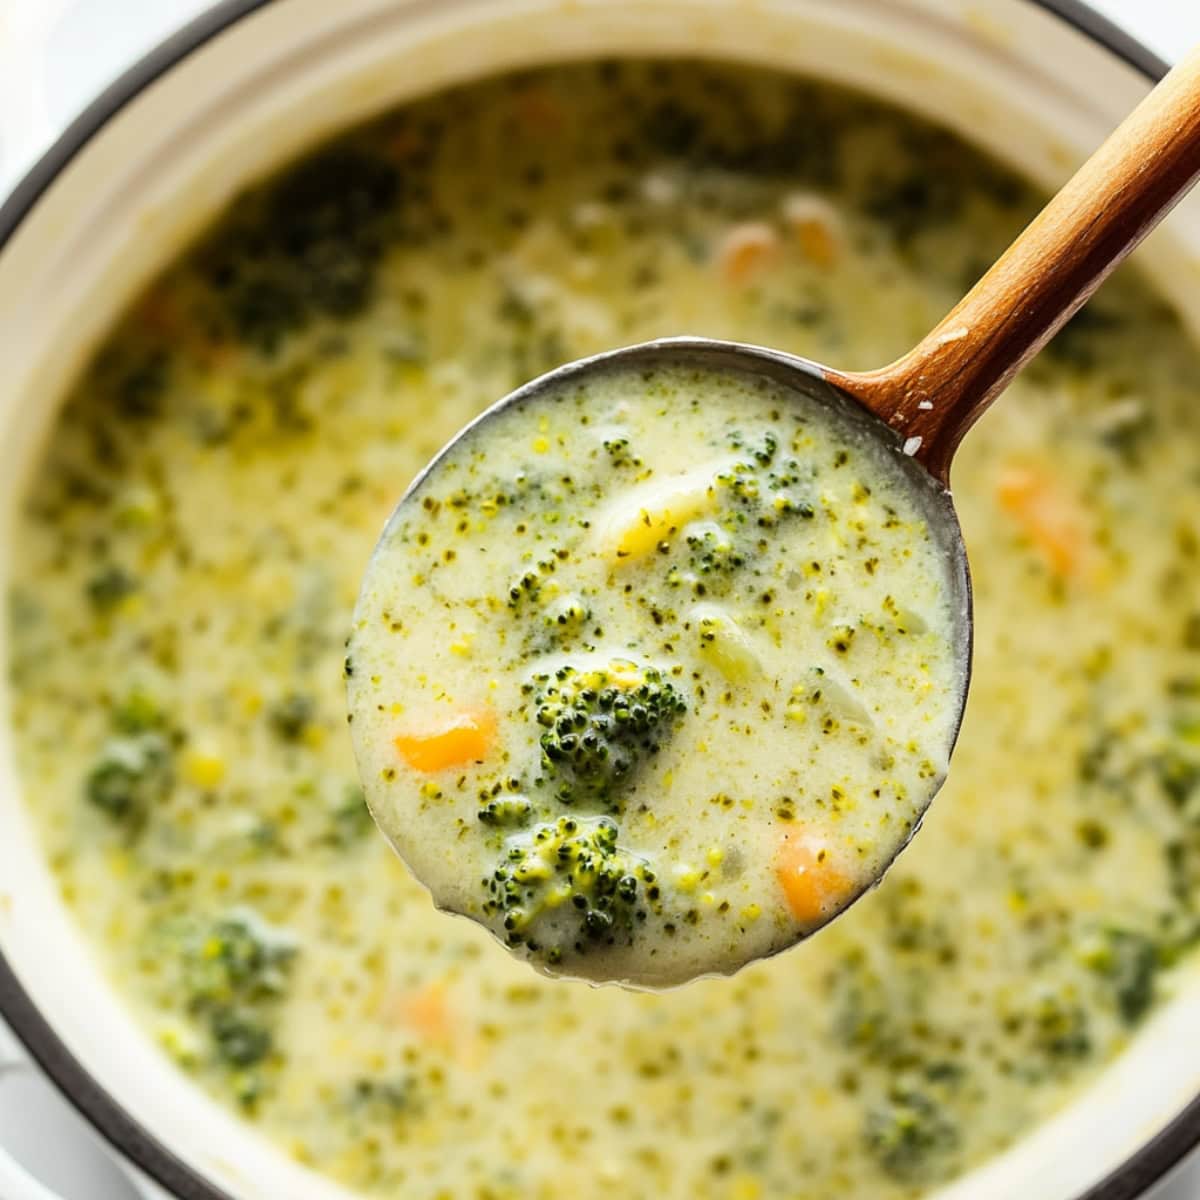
xmin=393 ymin=982 xmax=452 ymax=1043
xmin=394 ymin=707 xmax=496 ymax=772
xmin=136 ymin=286 xmax=234 ymax=369
xmin=996 ymin=465 xmax=1087 ymax=577
xmin=516 ymin=87 xmax=564 ymax=136
xmin=385 ymin=125 xmax=422 ymax=162
xmin=136 ymin=287 xmax=183 ymax=338
xmin=715 ymin=222 xmax=779 ymax=286
xmin=781 ymin=193 xmax=841 ymax=268
xmin=774 ymin=832 xmax=850 ymax=925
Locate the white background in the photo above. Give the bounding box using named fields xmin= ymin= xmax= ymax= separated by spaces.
xmin=0 ymin=1 xmax=1199 ymax=1198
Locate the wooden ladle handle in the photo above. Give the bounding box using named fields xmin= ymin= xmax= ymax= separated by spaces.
xmin=826 ymin=46 xmax=1200 ymax=483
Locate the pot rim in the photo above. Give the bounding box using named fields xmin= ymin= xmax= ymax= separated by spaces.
xmin=0 ymin=3 xmax=1184 ymax=1200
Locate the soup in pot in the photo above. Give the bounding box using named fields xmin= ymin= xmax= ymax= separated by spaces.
xmin=10 ymin=60 xmax=1200 ymax=1199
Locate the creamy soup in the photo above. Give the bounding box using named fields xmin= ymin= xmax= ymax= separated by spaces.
xmin=349 ymin=358 xmax=962 ymax=985
xmin=10 ymin=60 xmax=1200 ymax=1200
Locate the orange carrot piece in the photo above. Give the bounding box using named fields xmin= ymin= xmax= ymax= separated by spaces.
xmin=715 ymin=222 xmax=779 ymax=286
xmin=996 ymin=465 xmax=1086 ymax=577
xmin=395 ymin=707 xmax=496 ymax=772
xmin=782 ymin=195 xmax=841 ymax=268
xmin=516 ymin=87 xmax=564 ymax=135
xmin=395 ymin=982 xmax=453 ymax=1043
xmin=774 ymin=832 xmax=850 ymax=925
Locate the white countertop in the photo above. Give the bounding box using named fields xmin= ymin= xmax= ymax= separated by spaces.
xmin=0 ymin=1 xmax=1198 ymax=1198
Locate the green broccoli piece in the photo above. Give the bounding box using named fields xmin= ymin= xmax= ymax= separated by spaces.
xmin=864 ymin=1087 xmax=959 ymax=1182
xmin=349 ymin=1076 xmax=420 ymax=1119
xmin=1079 ymin=926 xmax=1161 ymax=1025
xmin=477 ymin=793 xmax=535 ymax=828
xmin=84 ymin=732 xmax=172 ymax=829
xmin=202 ymin=147 xmax=400 ymax=352
xmin=267 ymin=692 xmax=315 ymax=742
xmin=111 ymin=687 xmax=166 ymax=734
xmin=86 ymin=564 xmax=138 ymax=612
xmin=481 ymin=815 xmax=654 ymax=964
xmin=532 ymin=661 xmax=686 ymax=810
xmin=325 ymin=784 xmax=374 ymax=848
xmin=178 ymin=909 xmax=298 ymax=1103
xmin=1018 ymin=983 xmax=1092 ymax=1064
xmin=114 ymin=351 xmax=169 ymax=421
xmin=685 ymin=524 xmax=744 ymax=576
xmin=210 ymin=1008 xmax=273 ymax=1069
xmin=184 ymin=909 xmax=297 ymax=1007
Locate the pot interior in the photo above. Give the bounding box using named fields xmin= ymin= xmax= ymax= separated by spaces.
xmin=1 ymin=2 xmax=1199 ymax=1198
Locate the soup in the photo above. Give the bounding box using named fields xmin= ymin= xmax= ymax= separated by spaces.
xmin=349 ymin=356 xmax=962 ymax=985
xmin=9 ymin=60 xmax=1200 ymax=1199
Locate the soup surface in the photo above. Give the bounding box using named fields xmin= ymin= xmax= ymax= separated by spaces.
xmin=10 ymin=61 xmax=1200 ymax=1200
xmin=350 ymin=357 xmax=962 ymax=985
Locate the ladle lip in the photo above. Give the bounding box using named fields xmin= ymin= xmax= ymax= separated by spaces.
xmin=371 ymin=333 xmax=976 ymax=925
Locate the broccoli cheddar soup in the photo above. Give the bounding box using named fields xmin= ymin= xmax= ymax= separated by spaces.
xmin=10 ymin=60 xmax=1200 ymax=1200
xmin=349 ymin=359 xmax=963 ymax=986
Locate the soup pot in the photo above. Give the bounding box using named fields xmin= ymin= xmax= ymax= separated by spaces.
xmin=1 ymin=1 xmax=1198 ymax=1198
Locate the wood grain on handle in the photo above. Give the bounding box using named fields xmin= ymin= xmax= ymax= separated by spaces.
xmin=826 ymin=47 xmax=1200 ymax=483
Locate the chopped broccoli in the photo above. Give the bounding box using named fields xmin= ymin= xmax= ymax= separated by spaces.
xmin=111 ymin=688 xmax=165 ymax=734
xmin=84 ymin=732 xmax=172 ymax=829
xmin=685 ymin=524 xmax=744 ymax=577
xmin=1153 ymin=746 xmax=1200 ymax=811
xmin=478 ymin=793 xmax=535 ymax=828
xmin=201 ymin=147 xmax=400 ymax=352
xmin=864 ymin=1087 xmax=959 ymax=1182
xmin=325 ymin=784 xmax=374 ymax=848
xmin=210 ymin=1008 xmax=273 ymax=1069
xmin=184 ymin=909 xmax=297 ymax=1007
xmin=1010 ymin=983 xmax=1092 ymax=1066
xmin=349 ymin=1076 xmax=420 ymax=1118
xmin=481 ymin=815 xmax=653 ymax=964
xmin=114 ymin=351 xmax=169 ymax=421
xmin=1079 ymin=926 xmax=1161 ymax=1025
xmin=86 ymin=564 xmax=138 ymax=612
xmin=531 ymin=660 xmax=686 ymax=810
xmin=177 ymin=909 xmax=298 ymax=1103
xmin=602 ymin=436 xmax=641 ymax=468
xmin=268 ymin=692 xmax=316 ymax=742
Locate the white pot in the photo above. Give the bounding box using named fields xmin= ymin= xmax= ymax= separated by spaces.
xmin=0 ymin=2 xmax=1196 ymax=1198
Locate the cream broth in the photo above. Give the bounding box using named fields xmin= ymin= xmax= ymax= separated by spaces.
xmin=349 ymin=360 xmax=961 ymax=985
xmin=9 ymin=60 xmax=1200 ymax=1200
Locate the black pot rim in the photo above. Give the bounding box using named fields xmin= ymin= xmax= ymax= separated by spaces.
xmin=0 ymin=3 xmax=1187 ymax=1200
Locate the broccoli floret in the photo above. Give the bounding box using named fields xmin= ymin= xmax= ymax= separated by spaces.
xmin=84 ymin=732 xmax=172 ymax=829
xmin=864 ymin=1087 xmax=959 ymax=1182
xmin=111 ymin=688 xmax=166 ymax=734
xmin=184 ymin=909 xmax=297 ymax=1007
xmin=349 ymin=1076 xmax=420 ymax=1119
xmin=267 ymin=692 xmax=316 ymax=742
xmin=1007 ymin=983 xmax=1092 ymax=1068
xmin=477 ymin=793 xmax=535 ymax=828
xmin=114 ymin=351 xmax=169 ymax=421
xmin=202 ymin=148 xmax=399 ymax=352
xmin=532 ymin=661 xmax=686 ymax=810
xmin=325 ymin=784 xmax=373 ymax=848
xmin=685 ymin=524 xmax=744 ymax=576
xmin=210 ymin=1008 xmax=273 ymax=1068
xmin=178 ymin=909 xmax=298 ymax=1103
xmin=1079 ymin=926 xmax=1161 ymax=1025
xmin=481 ymin=815 xmax=654 ymax=965
xmin=1153 ymin=746 xmax=1200 ymax=811
xmin=86 ymin=564 xmax=138 ymax=612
